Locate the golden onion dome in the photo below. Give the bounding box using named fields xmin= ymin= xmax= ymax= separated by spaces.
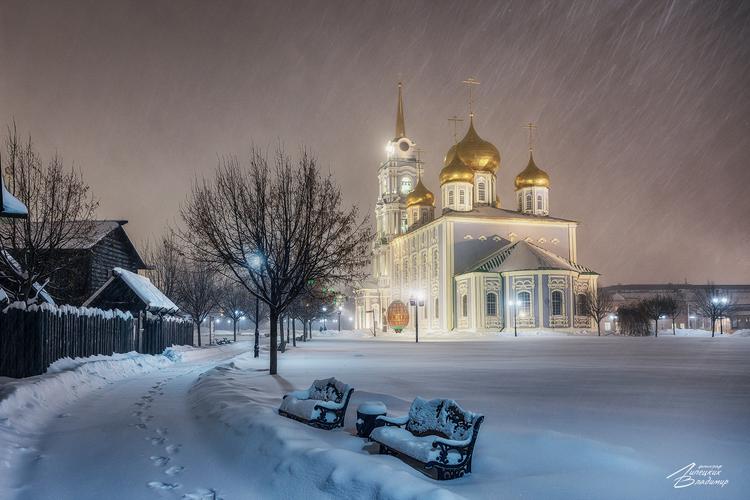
xmin=514 ymin=152 xmax=550 ymax=190
xmin=405 ymin=178 xmax=435 ymax=207
xmin=443 ymin=116 xmax=501 ymax=174
xmin=439 ymin=152 xmax=474 ymax=185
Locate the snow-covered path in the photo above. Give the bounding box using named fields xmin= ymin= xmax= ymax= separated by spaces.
xmin=13 ymin=345 xmax=256 ymax=500
xmin=4 ymin=334 xmax=749 ymax=499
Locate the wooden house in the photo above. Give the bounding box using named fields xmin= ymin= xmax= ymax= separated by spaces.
xmin=84 ymin=267 xmax=178 ymax=316
xmin=46 ymin=220 xmax=147 ymax=305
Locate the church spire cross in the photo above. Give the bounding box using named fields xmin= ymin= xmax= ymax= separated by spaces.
xmin=524 ymin=122 xmax=537 ymax=153
xmin=462 ymin=77 xmax=480 ymax=117
xmin=448 ymin=116 xmax=464 ymax=144
xmin=395 ymin=82 xmax=406 ymax=139
xmin=414 ymin=147 xmax=425 ymax=180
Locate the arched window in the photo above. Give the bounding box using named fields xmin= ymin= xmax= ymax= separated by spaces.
xmin=576 ymin=293 xmax=588 ymax=315
xmin=517 ymin=291 xmax=531 ymax=317
xmin=478 ymin=181 xmax=486 ymax=201
xmin=525 ymin=193 xmax=532 ymax=211
xmin=486 ymin=292 xmax=497 ymax=316
xmin=448 ymin=189 xmax=455 ymax=206
xmin=462 ymin=295 xmax=468 ymax=317
xmin=432 ymin=250 xmax=439 ymax=278
xmin=551 ymin=290 xmax=563 ymax=316
xmin=400 ymin=176 xmax=413 ymax=194
xmin=459 ymin=189 xmax=465 ymax=205
xmin=536 ymin=194 xmax=543 ymax=210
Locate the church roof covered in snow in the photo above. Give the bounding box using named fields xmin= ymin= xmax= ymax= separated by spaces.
xmin=443 ymin=205 xmax=578 ymax=224
xmin=466 ymin=240 xmax=596 ymax=275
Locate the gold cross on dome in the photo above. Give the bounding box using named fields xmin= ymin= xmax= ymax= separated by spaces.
xmin=448 ymin=115 xmax=464 ymax=143
xmin=462 ymin=77 xmax=480 ymax=116
xmin=523 ymin=122 xmax=537 ymax=152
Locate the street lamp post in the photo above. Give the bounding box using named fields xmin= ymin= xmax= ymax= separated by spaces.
xmin=508 ymin=300 xmax=518 ymax=337
xmin=248 ymin=252 xmax=263 ymax=358
xmin=409 ymin=290 xmax=425 ymax=343
xmin=322 ymin=306 xmax=327 ymax=331
xmin=338 ymin=306 xmax=342 ymax=332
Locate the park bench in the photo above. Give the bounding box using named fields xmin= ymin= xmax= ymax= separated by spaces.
xmin=370 ymin=397 xmax=484 ymax=480
xmin=278 ymin=377 xmax=354 ymax=430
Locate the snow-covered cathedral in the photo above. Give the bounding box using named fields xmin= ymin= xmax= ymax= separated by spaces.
xmin=354 ymin=83 xmax=599 ymax=334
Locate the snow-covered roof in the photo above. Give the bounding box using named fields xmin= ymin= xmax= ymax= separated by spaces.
xmin=0 ymin=177 xmax=28 ymax=218
xmin=443 ymin=205 xmax=578 ymax=224
xmin=84 ymin=267 xmax=178 ymax=313
xmin=466 ymin=240 xmax=597 ymax=275
xmin=53 ymin=220 xmax=129 ymax=250
xmin=118 ymin=267 xmax=177 ymax=312
xmin=0 ymin=249 xmax=56 ymax=304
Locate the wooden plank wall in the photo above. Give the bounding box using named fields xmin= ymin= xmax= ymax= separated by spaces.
xmin=0 ymin=307 xmax=193 ymax=378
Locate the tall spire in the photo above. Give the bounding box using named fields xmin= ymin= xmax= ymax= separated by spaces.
xmin=524 ymin=122 xmax=537 ymax=153
xmin=395 ymin=82 xmax=406 ymax=139
xmin=462 ymin=77 xmax=480 ymax=117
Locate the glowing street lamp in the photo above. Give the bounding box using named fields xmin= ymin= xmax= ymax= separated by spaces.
xmin=409 ymin=290 xmax=425 ymax=343
xmin=337 ymin=305 xmax=343 ymax=332
xmin=508 ymin=299 xmax=519 ymax=337
xmin=248 ymin=251 xmax=264 ymax=358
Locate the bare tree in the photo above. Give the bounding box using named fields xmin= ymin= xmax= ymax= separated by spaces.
xmin=288 ymin=283 xmax=337 ymax=344
xmin=174 ymin=260 xmax=221 ymax=347
xmin=217 ymin=279 xmax=252 ymax=342
xmin=143 ymin=232 xmax=182 ymax=299
xmin=584 ymin=286 xmax=614 ymax=336
xmin=662 ymin=291 xmax=683 ymax=335
xmin=694 ymin=283 xmax=733 ymax=337
xmin=0 ymin=124 xmax=98 ymax=303
xmin=639 ymin=295 xmax=669 ymax=337
xmin=179 ymin=148 xmax=372 ymax=374
xmin=617 ymin=304 xmax=650 ymax=336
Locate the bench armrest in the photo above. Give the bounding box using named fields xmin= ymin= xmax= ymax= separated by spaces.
xmin=376 ymin=414 xmax=409 ymax=427
xmin=431 ymin=436 xmax=472 ymax=448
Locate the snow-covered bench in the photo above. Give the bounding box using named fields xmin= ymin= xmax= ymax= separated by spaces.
xmin=278 ymin=377 xmax=354 ymax=430
xmin=370 ymin=397 xmax=484 ymax=480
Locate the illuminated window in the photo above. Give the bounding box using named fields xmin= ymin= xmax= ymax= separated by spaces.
xmin=459 ymin=190 xmax=465 ymax=205
xmin=462 ymin=295 xmax=468 ymax=317
xmin=537 ymin=195 xmax=543 ymax=210
xmin=517 ymin=291 xmax=531 ymax=316
xmin=525 ymin=193 xmax=532 ymax=211
xmin=551 ymin=290 xmax=563 ymax=316
xmin=486 ymin=292 xmax=497 ymax=316
xmin=478 ymin=181 xmax=486 ymax=201
xmin=448 ymin=190 xmax=454 ymax=206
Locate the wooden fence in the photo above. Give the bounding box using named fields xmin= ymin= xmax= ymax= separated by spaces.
xmin=0 ymin=303 xmax=193 ymax=378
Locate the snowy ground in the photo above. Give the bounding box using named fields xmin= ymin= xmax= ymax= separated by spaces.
xmin=1 ymin=332 xmax=748 ymax=499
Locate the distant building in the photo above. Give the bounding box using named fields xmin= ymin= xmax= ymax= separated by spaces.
xmin=602 ymin=284 xmax=750 ymax=333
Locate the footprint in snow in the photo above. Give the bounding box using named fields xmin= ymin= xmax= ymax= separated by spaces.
xmin=183 ymin=488 xmax=221 ymax=500
xmin=150 ymin=437 xmax=166 ymax=446
xmin=165 ymin=465 xmax=184 ymax=476
xmin=57 ymin=413 xmax=70 ymax=418
xmin=150 ymin=456 xmax=169 ymax=466
xmin=147 ymin=481 xmax=180 ymax=490
xmin=156 ymin=428 xmax=168 ymax=436
xmin=135 ymin=423 xmax=147 ymax=430
xmin=165 ymin=444 xmax=181 ymax=454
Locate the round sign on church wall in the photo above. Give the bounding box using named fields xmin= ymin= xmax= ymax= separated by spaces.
xmin=387 ymin=300 xmax=409 ymax=332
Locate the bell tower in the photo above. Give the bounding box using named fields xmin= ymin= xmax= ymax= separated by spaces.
xmin=372 ymin=82 xmax=422 ymax=288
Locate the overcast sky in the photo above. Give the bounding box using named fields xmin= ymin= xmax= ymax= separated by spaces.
xmin=1 ymin=0 xmax=748 ymax=284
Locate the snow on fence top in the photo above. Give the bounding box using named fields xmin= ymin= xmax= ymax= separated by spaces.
xmin=3 ymin=300 xmax=133 ymax=320
xmin=112 ymin=267 xmax=179 ymax=313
